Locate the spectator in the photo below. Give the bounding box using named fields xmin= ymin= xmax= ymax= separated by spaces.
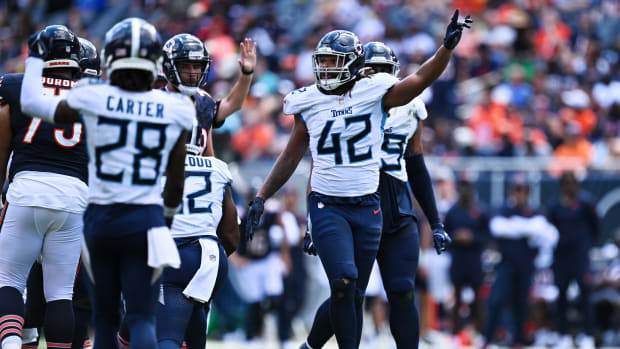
xmin=484 ymin=176 xmax=558 ymax=347
xmin=548 ymin=172 xmax=599 ymax=348
xmin=445 ymin=176 xmax=490 ymax=335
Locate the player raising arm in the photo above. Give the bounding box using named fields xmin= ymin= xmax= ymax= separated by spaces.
xmin=20 ymin=18 xmax=195 ymax=349
xmin=247 ymin=10 xmax=471 ymax=349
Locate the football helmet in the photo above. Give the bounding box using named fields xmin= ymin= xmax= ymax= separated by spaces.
xmin=363 ymin=41 xmax=400 ymax=77
xmin=38 ymin=25 xmax=81 ymax=70
xmin=162 ymin=33 xmax=211 ymax=96
xmin=312 ymin=30 xmax=364 ymax=91
xmin=102 ymin=18 xmax=162 ymax=80
xmin=186 ymin=118 xmax=207 ymax=155
xmin=78 ymin=37 xmax=101 ymax=78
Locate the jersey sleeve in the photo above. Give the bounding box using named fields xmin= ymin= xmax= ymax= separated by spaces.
xmin=283 ymin=86 xmax=313 ymax=116
xmin=65 ymin=79 xmax=101 ymax=113
xmin=0 ymin=74 xmax=20 ymax=107
xmin=370 ymin=72 xmax=399 ymax=97
xmin=411 ymin=98 xmax=428 ymax=120
xmin=213 ymin=158 xmax=233 ymax=184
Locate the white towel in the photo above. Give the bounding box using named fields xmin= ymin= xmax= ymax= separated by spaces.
xmin=183 ymin=238 xmax=220 ymax=303
xmin=147 ymin=226 xmax=181 ymax=284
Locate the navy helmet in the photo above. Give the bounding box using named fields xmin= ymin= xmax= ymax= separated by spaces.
xmin=78 ymin=37 xmax=101 ymax=78
xmin=162 ymin=33 xmax=211 ymax=96
xmin=38 ymin=25 xmax=81 ymax=71
xmin=363 ymin=41 xmax=400 ymax=77
xmin=312 ymin=30 xmax=364 ymax=91
xmin=102 ymin=18 xmax=162 ymax=80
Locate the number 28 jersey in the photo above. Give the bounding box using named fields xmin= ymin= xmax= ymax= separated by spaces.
xmin=166 ymin=155 xmax=232 ymax=239
xmin=65 ymin=79 xmax=195 ymax=205
xmin=283 ymin=73 xmax=398 ymax=197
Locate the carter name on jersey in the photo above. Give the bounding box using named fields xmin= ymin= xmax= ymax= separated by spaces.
xmin=106 ymin=95 xmax=164 ymax=118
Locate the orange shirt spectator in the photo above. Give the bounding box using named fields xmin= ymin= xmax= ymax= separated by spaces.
xmin=231 ymin=123 xmax=275 ymax=160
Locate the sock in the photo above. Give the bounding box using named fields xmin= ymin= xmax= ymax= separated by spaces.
xmin=0 ymin=287 xmax=25 ymax=347
xmin=44 ymin=300 xmax=73 ymax=349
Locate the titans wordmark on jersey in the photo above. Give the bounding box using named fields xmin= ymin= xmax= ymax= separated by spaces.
xmin=65 ymin=78 xmax=195 ymax=205
xmin=381 ymin=97 xmax=428 ymax=182
xmin=166 ymin=155 xmax=232 ymax=238
xmin=283 ymin=73 xmax=398 ymax=197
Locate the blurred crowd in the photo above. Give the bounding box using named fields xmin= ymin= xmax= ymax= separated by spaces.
xmin=2 ymin=0 xmax=620 ymax=347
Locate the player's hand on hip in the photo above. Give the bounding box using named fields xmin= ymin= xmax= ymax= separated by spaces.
xmin=245 ymin=197 xmax=264 ymax=240
xmin=431 ymin=223 xmax=452 ymax=255
xmin=443 ymin=9 xmax=473 ymax=50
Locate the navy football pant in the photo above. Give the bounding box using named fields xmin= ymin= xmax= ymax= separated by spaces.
xmin=308 ymin=192 xmax=382 ymax=349
xmin=157 ymin=239 xmax=228 ymax=349
xmin=306 ymin=216 xmax=420 ymax=349
xmin=86 ymin=230 xmax=159 ymax=349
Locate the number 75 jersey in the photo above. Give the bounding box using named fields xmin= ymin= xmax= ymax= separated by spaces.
xmin=283 ymin=73 xmax=398 ymax=197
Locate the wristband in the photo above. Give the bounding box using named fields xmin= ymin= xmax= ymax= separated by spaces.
xmin=241 ymin=67 xmax=254 ymax=75
xmin=163 ymin=204 xmax=181 ymax=218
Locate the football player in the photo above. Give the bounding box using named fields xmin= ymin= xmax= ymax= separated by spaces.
xmin=301 ymin=41 xmax=450 ymax=349
xmin=0 ymin=25 xmax=86 ymax=349
xmin=156 ymin=120 xmax=239 ymax=349
xmin=246 ymin=10 xmax=471 ymax=349
xmin=20 ymin=36 xmax=102 ymax=349
xmin=161 ymin=33 xmax=256 ymax=156
xmin=20 ymin=18 xmax=196 ymax=349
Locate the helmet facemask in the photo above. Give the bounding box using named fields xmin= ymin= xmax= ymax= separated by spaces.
xmin=312 ymin=50 xmax=359 ymax=91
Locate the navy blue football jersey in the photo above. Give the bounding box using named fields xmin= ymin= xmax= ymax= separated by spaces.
xmin=0 ymin=73 xmax=88 ymax=183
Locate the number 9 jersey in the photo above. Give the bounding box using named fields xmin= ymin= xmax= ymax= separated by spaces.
xmin=283 ymin=72 xmax=398 ymax=197
xmin=65 ymin=78 xmax=195 ymax=205
xmin=167 ymin=155 xmax=232 ymax=238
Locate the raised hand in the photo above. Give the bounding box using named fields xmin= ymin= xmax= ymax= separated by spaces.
xmin=28 ymin=32 xmax=49 ymax=59
xmin=443 ymin=9 xmax=473 ymax=50
xmin=238 ymin=37 xmax=257 ymax=75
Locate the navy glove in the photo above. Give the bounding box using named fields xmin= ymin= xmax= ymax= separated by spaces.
xmin=27 ymin=32 xmax=50 ymax=60
xmin=303 ymin=213 xmax=317 ymax=255
xmin=245 ymin=197 xmax=264 ymax=240
xmin=443 ymin=9 xmax=472 ymax=50
xmin=432 ymin=223 xmax=452 ymax=255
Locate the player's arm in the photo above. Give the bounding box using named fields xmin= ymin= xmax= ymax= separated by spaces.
xmin=20 ymin=57 xmax=81 ymax=124
xmin=213 ymin=38 xmax=256 ymax=128
xmin=257 ymin=114 xmax=309 ymax=200
xmin=162 ymin=131 xmax=188 ymax=224
xmin=382 ymin=10 xmax=472 ymax=110
xmin=216 ymin=184 xmax=240 ymax=255
xmin=245 ymin=114 xmax=309 ymax=240
xmin=405 ymin=120 xmax=451 ymax=254
xmin=0 ymin=106 xmax=11 ymax=193
xmin=203 ymin=128 xmax=215 ymax=157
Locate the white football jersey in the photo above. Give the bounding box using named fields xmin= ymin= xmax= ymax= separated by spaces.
xmin=65 ymin=79 xmax=195 ymax=205
xmin=283 ymin=73 xmax=398 ymax=197
xmin=381 ymin=97 xmax=428 ymax=182
xmin=167 ymin=155 xmax=232 ymax=238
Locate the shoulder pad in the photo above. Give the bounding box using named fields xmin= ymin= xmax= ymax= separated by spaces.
xmin=411 ymin=98 xmax=428 ymax=121
xmin=283 ymin=85 xmax=315 ymax=116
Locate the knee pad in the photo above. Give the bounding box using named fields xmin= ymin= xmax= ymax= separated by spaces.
xmin=331 ymin=278 xmax=355 ymax=300
xmin=387 ymin=289 xmax=415 ymax=306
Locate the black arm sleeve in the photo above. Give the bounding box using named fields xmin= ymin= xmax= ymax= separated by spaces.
xmin=405 ymin=153 xmax=441 ymax=226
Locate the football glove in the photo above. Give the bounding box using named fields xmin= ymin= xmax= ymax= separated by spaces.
xmin=245 ymin=197 xmax=264 ymax=240
xmin=443 ymin=9 xmax=473 ymax=50
xmin=432 ymin=223 xmax=452 ymax=255
xmin=303 ymin=213 xmax=317 ymax=256
xmin=27 ymin=32 xmax=50 ymax=60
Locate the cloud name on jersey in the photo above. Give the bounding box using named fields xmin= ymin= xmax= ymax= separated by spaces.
xmin=106 ymin=95 xmax=164 ymax=118
xmin=186 ymin=155 xmax=212 ymax=168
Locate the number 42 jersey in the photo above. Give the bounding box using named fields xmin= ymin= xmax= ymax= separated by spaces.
xmin=65 ymin=79 xmax=195 ymax=205
xmin=283 ymin=73 xmax=398 ymax=197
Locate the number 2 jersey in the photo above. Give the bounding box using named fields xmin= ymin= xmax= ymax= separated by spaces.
xmin=167 ymin=155 xmax=232 ymax=239
xmin=283 ymin=73 xmax=398 ymax=197
xmin=65 ymin=79 xmax=195 ymax=205
xmin=0 ymin=73 xmax=88 ymax=213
